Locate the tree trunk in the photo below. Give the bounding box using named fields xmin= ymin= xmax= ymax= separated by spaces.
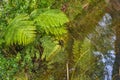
xmin=106 ymin=0 xmax=120 ymax=79
xmin=113 ymin=25 xmax=120 ymax=80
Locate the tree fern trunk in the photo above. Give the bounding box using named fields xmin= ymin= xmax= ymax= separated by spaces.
xmin=113 ymin=25 xmax=120 ymax=80
xmin=107 ymin=0 xmax=120 ymax=79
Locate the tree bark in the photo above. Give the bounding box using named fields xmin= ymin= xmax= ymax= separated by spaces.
xmin=113 ymin=25 xmax=120 ymax=80
xmin=105 ymin=0 xmax=120 ymax=79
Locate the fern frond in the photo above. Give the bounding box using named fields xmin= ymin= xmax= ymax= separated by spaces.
xmin=72 ymin=38 xmax=96 ymax=79
xmin=40 ymin=36 xmax=61 ymax=61
xmin=4 ymin=14 xmax=36 ymax=45
xmin=73 ymin=40 xmax=81 ymax=62
xmin=34 ymin=9 xmax=69 ymax=36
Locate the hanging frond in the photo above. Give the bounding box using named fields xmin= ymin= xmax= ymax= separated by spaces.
xmin=72 ymin=38 xmax=96 ymax=79
xmin=40 ymin=36 xmax=61 ymax=61
xmin=34 ymin=9 xmax=69 ymax=36
xmin=4 ymin=14 xmax=36 ymax=45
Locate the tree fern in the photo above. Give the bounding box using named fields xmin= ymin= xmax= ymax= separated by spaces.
xmin=34 ymin=9 xmax=69 ymax=36
xmin=4 ymin=14 xmax=36 ymax=45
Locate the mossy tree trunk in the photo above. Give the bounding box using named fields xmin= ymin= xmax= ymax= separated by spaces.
xmin=105 ymin=0 xmax=120 ymax=79
xmin=113 ymin=24 xmax=120 ymax=80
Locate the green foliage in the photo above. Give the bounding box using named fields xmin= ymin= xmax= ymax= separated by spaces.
xmin=34 ymin=9 xmax=69 ymax=36
xmin=72 ymin=38 xmax=97 ymax=80
xmin=0 ymin=54 xmax=19 ymax=80
xmin=40 ymin=36 xmax=61 ymax=61
xmin=4 ymin=14 xmax=36 ymax=45
xmin=4 ymin=9 xmax=69 ymax=46
xmin=39 ymin=0 xmax=55 ymax=8
xmin=0 ymin=0 xmax=70 ymax=79
xmin=0 ymin=0 xmax=112 ymax=80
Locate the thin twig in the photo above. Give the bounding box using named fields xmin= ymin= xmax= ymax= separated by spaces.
xmin=66 ymin=61 xmax=69 ymax=80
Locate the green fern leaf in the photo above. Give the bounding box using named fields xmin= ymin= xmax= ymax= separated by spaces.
xmin=72 ymin=38 xmax=96 ymax=79
xmin=34 ymin=9 xmax=69 ymax=36
xmin=4 ymin=14 xmax=36 ymax=45
xmin=40 ymin=36 xmax=61 ymax=61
